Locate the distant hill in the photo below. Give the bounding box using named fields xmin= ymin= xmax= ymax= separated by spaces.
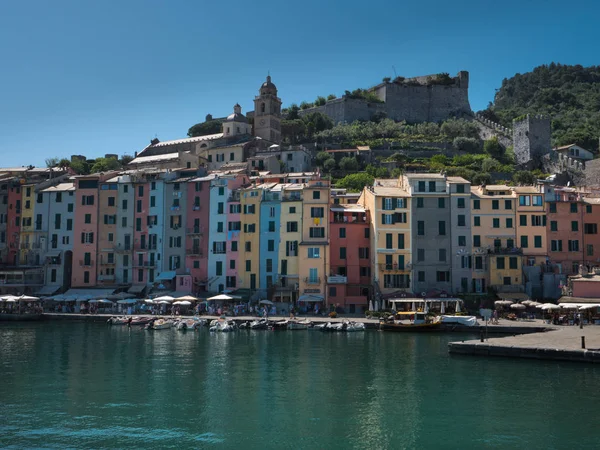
xmin=483 ymin=63 xmax=600 ymax=152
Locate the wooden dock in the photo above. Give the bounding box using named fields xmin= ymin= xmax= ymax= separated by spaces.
xmin=449 ymin=325 xmax=600 ymax=363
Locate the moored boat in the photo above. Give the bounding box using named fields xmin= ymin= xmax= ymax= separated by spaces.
xmin=344 ymin=320 xmax=366 ymax=332
xmin=149 ymin=318 xmax=173 ymax=330
xmin=107 ymin=316 xmax=129 ymax=325
xmin=270 ymin=319 xmax=289 ymax=330
xmin=379 ymin=312 xmax=442 ymax=332
xmin=249 ymin=319 xmax=269 ymax=330
xmin=209 ymin=319 xmax=237 ymax=332
xmin=287 ymin=319 xmax=311 ymax=330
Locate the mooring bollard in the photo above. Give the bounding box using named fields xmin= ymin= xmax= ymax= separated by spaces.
xmin=582 ymin=336 xmax=586 ymax=349
xmin=480 ymin=330 xmax=484 ymax=342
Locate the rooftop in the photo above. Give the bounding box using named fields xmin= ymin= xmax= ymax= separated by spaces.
xmin=403 ymin=173 xmax=446 ymax=179
xmin=446 ymin=176 xmax=469 ymax=184
xmin=41 ymin=182 xmax=75 ymax=193
xmin=129 ymin=152 xmax=189 ymax=165
xmin=512 ymin=186 xmax=541 ymax=194
xmin=330 ymin=204 xmax=366 ymax=213
xmin=151 ymin=133 xmax=223 ymax=148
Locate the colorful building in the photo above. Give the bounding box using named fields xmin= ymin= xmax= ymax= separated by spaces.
xmin=260 ymin=183 xmax=281 ymax=296
xmin=186 ymin=174 xmax=211 ymax=294
xmin=207 ymin=176 xmax=228 ymax=293
xmin=239 ymin=184 xmax=262 ymax=293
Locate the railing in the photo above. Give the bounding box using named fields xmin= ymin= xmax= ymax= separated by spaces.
xmin=192 ymin=205 xmax=201 ymax=211
xmin=46 ymin=257 xmax=62 ymax=266
xmin=227 ymin=193 xmax=241 ymax=202
xmin=378 ymin=263 xmax=407 ymax=271
xmin=488 ymin=247 xmax=523 ymax=255
xmin=332 ymin=216 xmax=366 ymax=224
xmin=304 ymin=277 xmax=321 ymax=284
xmin=100 ymin=260 xmax=116 ymax=265
xmin=98 ymin=274 xmax=116 ymax=281
xmin=186 ymin=227 xmax=204 ymax=235
xmin=187 ymin=247 xmax=202 ymax=256
xmin=113 ymin=245 xmax=132 ymax=252
xmin=282 ymin=195 xmax=302 ymax=202
xmin=327 ymin=275 xmax=347 ymax=284
xmin=80 ymin=260 xmax=94 ymax=267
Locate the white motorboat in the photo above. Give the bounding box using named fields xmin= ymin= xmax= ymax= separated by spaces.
xmin=324 ymin=322 xmax=344 ymax=332
xmin=209 ymin=320 xmax=237 ymax=332
xmin=107 ymin=316 xmax=129 ymax=325
xmin=288 ymin=319 xmax=311 ymax=330
xmin=344 ymin=320 xmax=366 ymax=332
xmin=250 ymin=319 xmax=269 ymax=330
xmin=311 ymin=323 xmax=326 ymax=331
xmin=175 ymin=318 xmax=201 ymax=331
xmin=151 ymin=319 xmax=173 ymax=330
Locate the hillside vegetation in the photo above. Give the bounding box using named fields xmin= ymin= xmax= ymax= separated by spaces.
xmin=483 ymin=63 xmax=600 ymax=152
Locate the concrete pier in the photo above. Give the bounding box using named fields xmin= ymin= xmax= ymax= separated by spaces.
xmin=449 ymin=326 xmax=600 ymax=363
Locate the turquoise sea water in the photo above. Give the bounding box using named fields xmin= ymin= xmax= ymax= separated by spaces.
xmin=1 ymin=322 xmax=599 ymax=449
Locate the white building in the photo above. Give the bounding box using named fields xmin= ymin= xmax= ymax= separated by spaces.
xmin=553 ymin=144 xmax=594 ymax=161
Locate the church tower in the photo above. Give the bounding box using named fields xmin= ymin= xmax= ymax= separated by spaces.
xmin=253 ymin=75 xmax=282 ymax=144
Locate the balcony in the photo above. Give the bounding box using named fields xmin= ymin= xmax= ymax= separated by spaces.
xmin=133 ymin=261 xmax=156 ymax=268
xmin=227 ymin=192 xmax=241 ymax=202
xmin=186 ymin=247 xmax=203 ymax=256
xmin=282 ymin=195 xmax=302 ymax=202
xmin=113 ymin=244 xmax=132 ymax=253
xmin=327 ymin=275 xmax=347 ymax=284
xmin=79 ymin=260 xmax=94 ymax=267
xmin=304 ymin=277 xmax=321 ymax=285
xmin=332 ymin=216 xmax=366 ymax=224
xmin=378 ymin=263 xmax=408 ymax=272
xmin=98 ymin=274 xmax=116 ymax=281
xmin=192 ymin=205 xmax=201 ymax=211
xmin=186 ymin=227 xmax=204 ymax=235
xmin=488 ymin=247 xmax=523 ymax=255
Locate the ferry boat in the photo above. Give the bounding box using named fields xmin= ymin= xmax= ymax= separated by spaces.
xmin=379 ymin=312 xmax=442 ymax=332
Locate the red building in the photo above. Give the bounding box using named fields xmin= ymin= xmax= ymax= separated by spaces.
xmin=327 ymin=204 xmax=371 ymax=313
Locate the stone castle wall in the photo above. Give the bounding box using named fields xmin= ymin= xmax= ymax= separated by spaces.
xmin=299 ymin=71 xmax=471 ymax=124
xmin=472 ymin=114 xmax=513 ymax=149
xmin=513 ymin=115 xmax=552 ymax=165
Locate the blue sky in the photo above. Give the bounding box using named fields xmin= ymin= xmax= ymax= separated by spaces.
xmin=0 ymin=0 xmax=597 ymax=167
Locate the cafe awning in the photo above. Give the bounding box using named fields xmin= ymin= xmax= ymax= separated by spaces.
xmin=35 ymin=285 xmax=60 ymax=297
xmin=64 ymin=288 xmax=116 ymax=299
xmin=559 ymin=296 xmax=600 ymax=304
xmin=298 ymin=294 xmax=324 ymax=302
xmin=155 ymin=271 xmax=176 ymax=282
xmin=128 ymin=285 xmax=147 ymax=294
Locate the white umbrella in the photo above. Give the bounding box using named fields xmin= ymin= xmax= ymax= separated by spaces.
xmin=89 ymin=299 xmax=113 ymax=304
xmin=494 ymin=300 xmax=513 ymax=306
xmin=579 ymin=305 xmax=598 ymax=310
xmin=18 ymin=295 xmax=40 ymax=301
xmin=456 ymin=301 xmax=462 ymax=313
xmin=144 ymin=299 xmax=155 ymax=304
xmin=117 ymin=299 xmax=138 ymax=304
xmin=510 ymin=303 xmax=526 ymax=310
xmin=259 ymin=300 xmax=274 ymax=305
xmin=440 ymin=302 xmax=446 ymax=314
xmin=174 ymin=300 xmax=191 ymax=306
xmin=528 ymin=301 xmax=542 ymax=307
xmin=560 ymin=304 xmax=579 ymax=309
xmin=207 ymin=294 xmax=233 ymax=301
xmin=154 ymin=295 xmax=175 ymax=302
xmin=3 ymin=299 xmax=17 ymax=303
xmin=176 ymin=295 xmax=197 ymax=302
xmin=541 ymin=303 xmax=560 ymax=311
xmin=158 ymin=300 xmax=171 ymax=305
xmin=369 ymin=300 xmax=374 ymax=311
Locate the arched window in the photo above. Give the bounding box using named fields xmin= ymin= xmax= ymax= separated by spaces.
xmin=261 ymin=103 xmax=265 ymax=113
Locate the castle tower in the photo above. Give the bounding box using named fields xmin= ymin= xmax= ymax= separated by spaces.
xmin=512 ymin=114 xmax=551 ymax=166
xmin=253 ymin=75 xmax=282 ymax=144
xmin=223 ymin=103 xmax=251 ymax=137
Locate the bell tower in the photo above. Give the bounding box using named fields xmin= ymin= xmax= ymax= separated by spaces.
xmin=253 ymin=75 xmax=282 ymax=144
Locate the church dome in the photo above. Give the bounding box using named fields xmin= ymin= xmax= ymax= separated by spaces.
xmin=225 ymin=103 xmax=248 ymax=123
xmin=260 ymin=75 xmax=277 ymax=94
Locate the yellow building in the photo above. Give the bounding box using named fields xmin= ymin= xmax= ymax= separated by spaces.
xmin=513 ymin=185 xmax=547 ymax=266
xmin=359 ymin=179 xmax=411 ymax=297
xmin=298 ymin=179 xmax=330 ymax=307
xmin=19 ymin=183 xmax=36 ymax=265
xmin=274 ymin=184 xmax=304 ymax=303
xmin=471 ymin=185 xmax=518 ymax=293
xmin=239 ymin=184 xmax=262 ymax=291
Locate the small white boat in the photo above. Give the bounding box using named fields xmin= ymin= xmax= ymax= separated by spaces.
xmin=175 ymin=319 xmax=201 ymax=331
xmin=250 ymin=319 xmax=269 ymax=330
xmin=107 ymin=316 xmax=129 ymax=325
xmin=271 ymin=320 xmax=289 ymax=330
xmin=151 ymin=319 xmax=173 ymax=330
xmin=344 ymin=321 xmax=366 ymax=332
xmin=288 ymin=319 xmax=311 ymax=330
xmin=311 ymin=323 xmax=326 ymax=331
xmin=325 ymin=322 xmax=344 ymax=332
xmin=209 ymin=320 xmax=237 ymax=332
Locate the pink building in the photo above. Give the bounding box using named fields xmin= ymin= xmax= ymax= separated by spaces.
xmin=72 ymin=174 xmax=110 ymax=287
xmin=186 ymin=175 xmax=211 ymax=294
xmin=132 ymin=181 xmax=150 ymax=285
xmin=327 ymin=204 xmax=371 ymax=313
xmin=546 ymin=188 xmax=584 ymax=275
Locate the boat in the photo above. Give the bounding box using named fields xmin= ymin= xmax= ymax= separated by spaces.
xmin=310 ymin=323 xmax=326 ymax=331
xmin=249 ymin=319 xmax=269 ymax=330
xmin=440 ymin=315 xmax=478 ymax=327
xmin=209 ymin=319 xmax=237 ymax=332
xmin=270 ymin=319 xmax=289 ymax=330
xmin=379 ymin=312 xmax=442 ymax=332
xmin=287 ymin=319 xmax=311 ymax=330
xmin=107 ymin=316 xmax=129 ymax=325
xmin=130 ymin=317 xmax=153 ymax=326
xmin=324 ymin=322 xmax=344 ymax=332
xmin=175 ymin=318 xmax=202 ymax=331
xmin=149 ymin=318 xmax=173 ymax=330
xmin=344 ymin=320 xmax=366 ymax=332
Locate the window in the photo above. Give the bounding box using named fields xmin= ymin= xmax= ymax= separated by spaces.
xmin=81 ymin=232 xmax=94 ymax=244
xmin=245 ymin=242 xmax=251 ymax=252
xmin=570 ymin=203 xmax=578 ymax=213
xmin=268 ymin=221 xmax=275 ymax=232
xmin=312 ymin=191 xmax=320 ymax=200
xmin=289 ymin=206 xmax=296 ymax=214
xmin=418 ymin=181 xmax=426 ymax=192
xmin=571 ymin=221 xmax=579 ymax=232
xmin=340 ymin=247 xmax=346 ymax=259
xmin=504 ymin=200 xmax=512 ymax=210
xmin=266 ymin=259 xmax=273 ymax=273
xmin=359 ymin=248 xmax=369 ymax=259
xmin=520 ymin=236 xmax=528 ymax=248
xmin=417 ymin=249 xmax=425 ymax=262
xmin=532 ymin=195 xmax=542 ymax=206
xmin=534 ymin=236 xmax=542 ymax=248
xmin=417 ymin=221 xmax=425 ymax=236
xmin=309 ymin=268 xmax=318 ymax=283
xmin=418 ymin=271 xmax=425 ymax=282
xmin=586 ymin=205 xmax=592 ymax=214
xmin=508 ymin=256 xmax=518 ymax=270
xmin=492 ymin=200 xmax=499 ymax=210
xmin=339 ymin=228 xmax=346 ymax=238
xmin=429 ymin=181 xmax=436 ymax=192
xmin=493 ymin=218 xmax=500 ymax=228
xmin=231 ymin=241 xmax=238 ymax=252
xmin=519 ymin=196 xmax=530 ymax=206
xmin=245 ymin=260 xmax=251 ymax=272
xmin=121 ymin=217 xmax=127 ymax=228
xmin=243 ymin=223 xmax=256 ymax=233
xmin=473 ymin=200 xmax=480 ymax=210
xmin=386 ymin=233 xmax=393 ymax=249
xmin=138 ymin=186 xmax=144 ymax=197
xmin=308 ymin=248 xmax=320 ymax=258
xmin=458 ymin=215 xmax=466 ymax=227
xmin=85 ymin=214 xmax=91 ymax=224
xmin=550 ymin=220 xmax=558 ymax=232
xmin=473 ymin=235 xmax=481 ymax=247
xmin=439 ymin=249 xmax=446 ymax=262
xmin=84 ymin=271 xmax=90 ymax=284
xmin=397 ymin=255 xmax=405 ymax=270
xmin=549 ymin=203 xmax=557 ymax=213
xmin=494 ymin=239 xmax=501 ymax=249
xmin=360 ymin=267 xmax=370 ymax=277
xmin=397 ymin=233 xmax=405 ymax=249
xmin=473 ymin=216 xmax=480 ymax=227
xmin=122 ymin=199 xmax=128 ymax=210
xmin=585 ymin=223 xmax=598 ymax=234
xmin=217 ymin=222 xmax=224 ymax=233
xmin=458 ymin=236 xmax=466 ymax=247
xmin=286 ymin=221 xmax=298 ymax=232
xmin=438 ymin=198 xmax=445 ymax=208
xmin=108 ymin=197 xmax=115 ymax=207
xmin=438 ymin=221 xmax=446 ymax=236
xmin=436 ymin=271 xmax=450 ymax=282
xmin=457 ymin=198 xmax=465 ymax=208
xmin=496 ymin=257 xmax=505 ymax=269
xmin=456 ymin=184 xmax=465 ymax=193
xmin=150 ymin=196 xmax=156 ymax=208
xmin=551 ymin=240 xmax=563 ymax=252
xmin=587 ymin=244 xmax=594 ymax=256
xmin=309 ymin=228 xmax=325 ymax=238
xmin=68 ymin=203 xmax=73 ymax=213
xmin=503 ymin=276 xmax=511 ymax=286
xmin=416 ymin=198 xmax=424 ymax=208
xmin=364 ymin=228 xmax=369 ymax=239
xmin=218 ymin=187 xmax=225 ymax=196
xmin=568 ymin=240 xmax=580 ymax=252
xmin=475 ymin=256 xmax=483 ymax=270
xmin=56 ymin=192 xmax=62 ymax=203
xmin=218 ymin=202 xmax=224 ymax=214
xmin=81 ymin=195 xmax=95 ymax=206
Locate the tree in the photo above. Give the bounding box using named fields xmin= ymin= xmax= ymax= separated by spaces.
xmin=472 ymin=173 xmax=492 ymax=186
xmin=281 ymin=119 xmax=307 ymax=144
xmin=301 ymin=111 xmax=333 ymax=136
xmin=90 ymin=157 xmax=121 ymax=174
xmin=453 ymin=137 xmax=481 ymax=153
xmin=382 ymin=77 xmax=391 ymax=83
xmin=299 ymin=101 xmax=313 ymax=110
xmin=314 ymin=96 xmax=327 ymax=106
xmin=374 ymin=167 xmax=389 ymax=178
xmin=481 ymin=157 xmax=501 ymax=172
xmin=391 ymin=168 xmax=403 ymax=178
xmin=338 ymin=156 xmax=359 ymax=172
xmin=315 ymin=151 xmax=332 ymax=166
xmin=323 ymin=158 xmax=336 ymax=173
xmin=441 ymin=118 xmax=480 ymax=140
xmin=286 ymin=104 xmax=300 ymax=120
xmin=58 ymin=158 xmax=71 ymax=169
xmin=483 ymin=136 xmax=504 ymax=158
xmin=120 ymin=154 xmax=134 ymax=166
xmin=70 ymin=159 xmax=90 ymax=175
xmin=513 ymin=171 xmax=536 ymax=185
xmin=45 ymin=157 xmax=60 ymax=168
xmin=336 ymin=173 xmax=374 ymax=192
xmin=326 ymin=94 xmax=337 ymax=101
xmin=188 ymin=119 xmax=223 ymax=137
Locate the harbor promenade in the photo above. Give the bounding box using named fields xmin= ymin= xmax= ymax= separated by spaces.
xmin=449 ymin=324 xmax=600 ymax=363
